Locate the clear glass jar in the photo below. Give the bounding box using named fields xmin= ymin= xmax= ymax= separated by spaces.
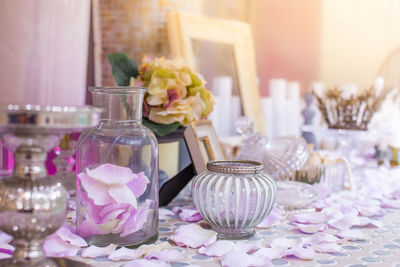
xmin=75 ymin=87 xmax=158 ymax=247
xmin=192 ymin=160 xmax=277 ymax=239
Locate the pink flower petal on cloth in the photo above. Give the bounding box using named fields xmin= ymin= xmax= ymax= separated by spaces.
xmin=43 ymin=235 xmax=80 ymax=257
xmin=169 ymin=224 xmax=217 ymax=248
xmin=172 ymin=207 xmax=203 ymax=222
xmin=87 ymin=163 xmax=135 ymax=185
xmin=221 ymin=250 xmax=272 ymax=267
xmin=335 ymin=230 xmax=368 ymax=241
xmin=109 ymin=185 xmax=138 ymax=208
xmin=290 ymin=212 xmax=326 ymax=224
xmin=77 ymin=218 xmax=108 ymax=237
xmin=198 ymin=240 xmax=235 ymax=257
xmin=124 ymin=259 xmax=171 ymax=267
xmin=252 ymin=247 xmax=286 ymax=260
xmin=127 ymin=172 xmax=149 ymax=198
xmin=56 ymin=225 xmax=87 ymax=247
xmin=146 ymin=249 xmax=183 ymax=262
xmin=257 ymin=207 xmax=284 ymax=228
xmin=121 ymin=205 xmax=149 ymax=237
xmin=293 ymin=223 xmax=327 ymax=234
xmin=108 ymin=247 xmax=141 ymax=261
xmin=78 ymin=172 xmax=114 ymax=205
xmin=81 ymin=244 xmax=117 ymax=258
xmin=0 ymin=243 xmax=14 ymax=259
xmin=159 ymin=208 xmax=175 ymax=220
xmin=286 ymin=245 xmax=317 ymax=260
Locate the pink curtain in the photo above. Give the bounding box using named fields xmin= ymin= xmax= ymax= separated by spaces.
xmin=0 ymin=0 xmax=90 ymax=106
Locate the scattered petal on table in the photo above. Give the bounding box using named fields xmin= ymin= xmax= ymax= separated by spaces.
xmin=87 ymin=163 xmax=135 ymax=185
xmin=109 ymin=185 xmax=138 ymax=208
xmin=108 ymin=247 xmax=141 ymax=261
xmin=78 ymin=172 xmax=114 ymax=205
xmin=335 ymin=229 xmax=368 ymax=241
xmin=257 ymin=207 xmax=285 ymax=228
xmin=252 ymin=247 xmax=286 ymax=260
xmin=127 ymin=172 xmax=150 ymax=198
xmin=0 ymin=243 xmax=14 ymax=259
xmin=146 ymin=249 xmax=183 ymax=262
xmin=172 ymin=207 xmax=203 ymax=222
xmin=286 ymin=245 xmax=317 ymax=260
xmin=220 ymin=250 xmax=271 ymax=267
xmin=81 ymin=244 xmax=117 ymax=258
xmin=357 ymin=217 xmax=383 ymax=228
xmin=169 ymin=224 xmax=217 ymax=248
xmin=312 ymin=242 xmax=342 ymax=253
xmin=124 ymin=259 xmax=171 ymax=267
xmin=43 ymin=235 xmax=81 ymax=257
xmin=293 ymin=222 xmax=327 ymax=234
xmin=327 ymin=215 xmax=358 ymax=230
xmin=56 ymin=225 xmax=87 ymax=247
xmin=270 ymin=238 xmax=300 ymax=249
xmin=234 ymin=241 xmax=262 ymax=253
xmin=305 ymin=232 xmax=338 ymax=245
xmin=198 ymin=240 xmax=235 ymax=257
xmin=290 ymin=212 xmax=326 ymax=224
xmin=137 ymin=242 xmax=173 ymax=256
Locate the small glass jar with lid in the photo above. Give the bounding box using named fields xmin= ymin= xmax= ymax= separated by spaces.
xmin=75 ymin=87 xmax=158 ymax=247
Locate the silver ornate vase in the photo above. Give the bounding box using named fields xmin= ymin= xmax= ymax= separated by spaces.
xmin=0 ymin=104 xmax=101 ymax=267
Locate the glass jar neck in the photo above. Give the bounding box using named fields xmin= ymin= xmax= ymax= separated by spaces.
xmin=90 ymin=87 xmax=145 ymax=121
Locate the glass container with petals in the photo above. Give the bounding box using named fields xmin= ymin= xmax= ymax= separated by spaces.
xmin=75 ymin=87 xmax=159 ymax=247
xmin=192 ymin=160 xmax=277 ymax=239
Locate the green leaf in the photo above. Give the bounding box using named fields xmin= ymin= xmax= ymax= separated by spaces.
xmin=142 ymin=118 xmax=182 ymax=137
xmin=107 ymin=53 xmax=139 ymax=86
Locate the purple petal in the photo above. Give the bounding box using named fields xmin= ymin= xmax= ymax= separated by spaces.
xmin=121 ymin=206 xmax=149 ymax=237
xmin=252 ymin=247 xmax=286 ymax=260
xmin=293 ymin=222 xmax=327 ymax=234
xmin=43 ymin=235 xmax=80 ymax=258
xmin=234 ymin=241 xmax=262 ymax=253
xmin=313 ymin=242 xmax=342 ymax=253
xmin=290 ymin=212 xmax=326 ymax=224
xmin=108 ymin=247 xmax=141 ymax=261
xmin=0 ymin=231 xmax=12 ymax=244
xmin=305 ymin=232 xmax=338 ymax=245
xmin=124 ymin=259 xmax=171 ymax=267
xmin=221 ymin=250 xmax=272 ymax=267
xmin=357 ymin=217 xmax=382 ymax=228
xmin=286 ymin=245 xmax=317 ymax=260
xmin=0 ymin=243 xmax=14 ymax=259
xmin=78 ymin=172 xmax=114 ymax=206
xmin=270 ymin=238 xmax=300 ymax=249
xmin=56 ymin=225 xmax=87 ymax=247
xmin=77 ymin=218 xmax=108 ymax=237
xmin=172 ymin=207 xmax=203 ymax=222
xmin=99 ymin=203 xmax=130 ymax=224
xmin=169 ymin=224 xmax=217 ymax=248
xmin=257 ymin=207 xmax=285 ymax=228
xmin=81 ymin=244 xmax=117 ymax=258
xmin=87 ymin=163 xmax=136 ymax=185
xmin=313 ymin=183 xmax=332 ymax=201
xmin=198 ymin=240 xmax=235 ymax=256
xmin=127 ymin=172 xmax=149 ymax=198
xmin=146 ymin=249 xmax=183 ymax=262
xmin=335 ymin=229 xmax=368 ymax=241
xmin=327 ymin=215 xmax=358 ymax=230
xmin=109 ymin=185 xmax=138 ymax=208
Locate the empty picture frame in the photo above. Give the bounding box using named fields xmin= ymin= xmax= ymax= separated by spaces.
xmin=184 ymin=120 xmax=225 ymax=174
xmin=167 ymin=11 xmax=266 ymax=134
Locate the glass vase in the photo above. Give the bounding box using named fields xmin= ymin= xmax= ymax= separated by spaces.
xmin=75 ymin=87 xmax=159 ymax=247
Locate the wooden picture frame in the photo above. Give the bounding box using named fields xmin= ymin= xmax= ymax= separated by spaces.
xmin=167 ymin=11 xmax=266 ymax=134
xmin=184 ymin=120 xmax=225 ymax=174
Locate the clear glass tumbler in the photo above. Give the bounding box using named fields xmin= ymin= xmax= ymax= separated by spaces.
xmin=75 ymin=87 xmax=159 ymax=247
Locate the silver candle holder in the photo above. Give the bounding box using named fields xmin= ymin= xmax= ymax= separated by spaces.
xmin=0 ymin=104 xmax=101 ymax=267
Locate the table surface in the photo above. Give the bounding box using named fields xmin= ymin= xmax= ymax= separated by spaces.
xmin=70 ymin=166 xmax=400 ymax=267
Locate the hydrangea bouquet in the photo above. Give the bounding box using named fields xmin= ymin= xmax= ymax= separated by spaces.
xmin=107 ymin=53 xmax=215 ymax=136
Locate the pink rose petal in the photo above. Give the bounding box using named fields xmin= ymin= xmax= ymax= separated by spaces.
xmin=81 ymin=244 xmax=117 ymax=258
xmin=56 ymin=225 xmax=87 ymax=247
xmin=257 ymin=207 xmax=285 ymax=228
xmin=146 ymin=249 xmax=183 ymax=262
xmin=127 ymin=172 xmax=149 ymax=198
xmin=305 ymin=232 xmax=338 ymax=245
xmin=313 ymin=183 xmax=332 ymax=201
xmin=99 ymin=203 xmax=130 ymax=224
xmin=78 ymin=172 xmax=114 ymax=205
xmin=108 ymin=247 xmax=141 ymax=261
xmin=312 ymin=242 xmax=342 ymax=253
xmin=0 ymin=243 xmax=14 ymax=259
xmin=109 ymin=185 xmax=138 ymax=208
xmin=172 ymin=207 xmax=203 ymax=222
xmin=0 ymin=231 xmax=12 ymax=244
xmin=252 ymin=247 xmax=286 ymax=260
xmin=270 ymin=238 xmax=300 ymax=249
xmin=169 ymin=224 xmax=217 ymax=248
xmin=77 ymin=218 xmax=108 ymax=237
xmin=335 ymin=229 xmax=368 ymax=241
xmin=87 ymin=163 xmax=135 ymax=185
xmin=221 ymin=250 xmax=272 ymax=267
xmin=290 ymin=212 xmax=326 ymax=224
xmin=286 ymin=245 xmax=317 ymax=260
xmin=357 ymin=217 xmax=382 ymax=228
xmin=327 ymin=215 xmax=358 ymax=230
xmin=198 ymin=240 xmax=235 ymax=257
xmin=234 ymin=241 xmax=262 ymax=253
xmin=293 ymin=222 xmax=327 ymax=234
xmin=121 ymin=206 xmax=149 ymax=237
xmin=124 ymin=259 xmax=171 ymax=267
xmin=43 ymin=235 xmax=80 ymax=257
